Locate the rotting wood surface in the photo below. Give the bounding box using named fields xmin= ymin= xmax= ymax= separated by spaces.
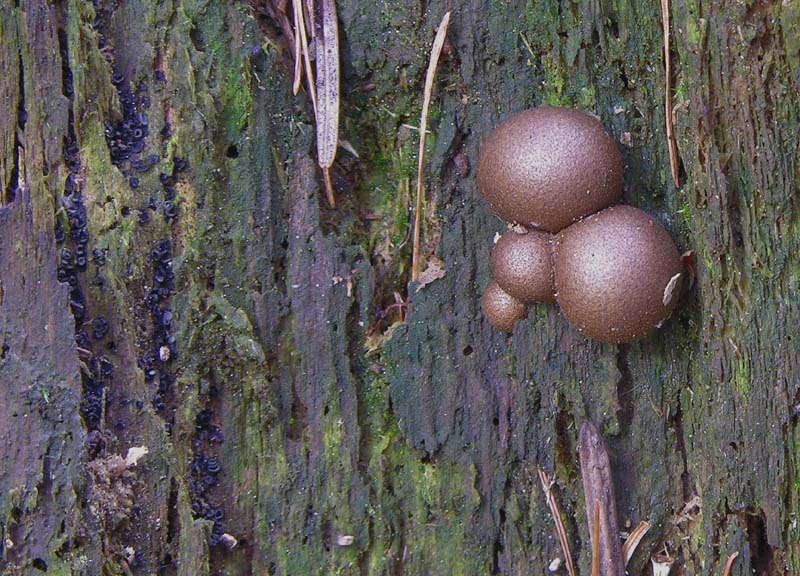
xmin=1 ymin=0 xmax=799 ymax=574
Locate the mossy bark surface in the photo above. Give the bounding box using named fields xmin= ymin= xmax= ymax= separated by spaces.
xmin=1 ymin=0 xmax=799 ymax=574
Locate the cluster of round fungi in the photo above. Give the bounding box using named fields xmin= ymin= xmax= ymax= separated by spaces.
xmin=478 ymin=107 xmax=683 ymax=344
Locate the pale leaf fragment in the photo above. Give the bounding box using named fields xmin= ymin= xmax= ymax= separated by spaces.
xmin=415 ymin=256 xmax=447 ymax=291
xmin=314 ymin=0 xmax=340 ymax=207
xmin=220 ymin=533 xmax=238 ymax=550
xmin=622 ymin=521 xmax=650 ymax=566
xmin=663 ymin=272 xmax=682 ymax=306
xmin=125 ymin=446 xmax=148 ymax=467
xmin=336 ymin=534 xmax=354 ymax=546
xmin=339 ymin=138 xmax=359 ymax=158
xmin=651 ymin=555 xmax=675 ymax=576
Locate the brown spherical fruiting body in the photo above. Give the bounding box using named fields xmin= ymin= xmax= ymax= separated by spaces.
xmin=482 ymin=281 xmax=528 ymax=333
xmin=477 ymin=107 xmax=623 ymax=233
xmin=490 ymin=229 xmax=555 ymax=304
xmin=554 ymin=206 xmax=682 ymax=343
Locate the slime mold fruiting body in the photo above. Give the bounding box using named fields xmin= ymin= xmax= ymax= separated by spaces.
xmin=477 ymin=107 xmax=623 ymax=233
xmin=477 ymin=107 xmax=682 ymax=342
xmin=482 ymin=281 xmax=529 ymax=333
xmin=555 ymin=206 xmax=682 ymax=343
xmin=490 ymin=229 xmax=555 ymax=304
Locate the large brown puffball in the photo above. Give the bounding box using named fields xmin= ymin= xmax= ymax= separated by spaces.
xmin=490 ymin=230 xmax=555 ymax=303
xmin=554 ymin=206 xmax=682 ymax=343
xmin=482 ymin=281 xmax=528 ymax=333
xmin=477 ymin=107 xmax=623 ymax=233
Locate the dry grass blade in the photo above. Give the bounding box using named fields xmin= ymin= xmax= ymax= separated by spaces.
xmin=292 ymin=0 xmax=317 ymax=114
xmin=622 ymin=521 xmax=651 ymax=566
xmin=537 ymin=468 xmax=577 ymax=576
xmin=411 ymin=11 xmax=451 ymax=282
xmin=291 ymin=0 xmax=302 ymax=94
xmin=314 ymin=0 xmax=339 ymax=207
xmin=661 ymin=0 xmax=681 ymax=187
xmin=722 ymin=551 xmax=739 ymax=576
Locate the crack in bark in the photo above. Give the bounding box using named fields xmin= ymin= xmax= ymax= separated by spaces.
xmin=3 ymin=48 xmax=25 ymax=204
xmin=739 ymin=508 xmax=782 ymax=576
xmin=614 ymin=345 xmax=634 ymax=432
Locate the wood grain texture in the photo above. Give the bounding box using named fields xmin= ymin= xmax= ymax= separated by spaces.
xmin=0 ymin=0 xmax=799 ymax=574
xmin=579 ymin=423 xmax=625 ymax=576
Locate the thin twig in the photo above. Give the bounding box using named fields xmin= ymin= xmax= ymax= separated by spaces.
xmin=661 ymin=0 xmax=681 ymax=187
xmin=622 ymin=521 xmax=651 ymax=566
xmin=537 ymin=468 xmax=577 ymax=576
xmin=721 ymin=551 xmax=739 ymax=576
xmin=592 ymin=503 xmax=601 ymax=576
xmin=411 ymin=11 xmax=450 ymax=282
xmin=314 ymin=0 xmax=338 ymax=207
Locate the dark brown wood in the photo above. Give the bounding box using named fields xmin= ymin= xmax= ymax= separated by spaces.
xmin=2 ymin=0 xmax=800 ymax=574
xmin=580 ymin=422 xmax=625 ymax=576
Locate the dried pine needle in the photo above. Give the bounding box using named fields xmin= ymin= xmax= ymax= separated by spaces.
xmin=537 ymin=468 xmax=577 ymax=576
xmin=411 ymin=11 xmax=450 ymax=282
xmin=661 ymin=0 xmax=681 ymax=187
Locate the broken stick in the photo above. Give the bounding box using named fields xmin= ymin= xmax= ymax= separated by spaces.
xmin=579 ymin=422 xmax=625 ymax=576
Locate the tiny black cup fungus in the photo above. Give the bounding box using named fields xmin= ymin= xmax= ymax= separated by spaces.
xmin=490 ymin=229 xmax=555 ymax=304
xmin=482 ymin=281 xmax=528 ymax=333
xmin=477 ymin=107 xmax=623 ymax=233
xmin=554 ymin=205 xmax=682 ymax=343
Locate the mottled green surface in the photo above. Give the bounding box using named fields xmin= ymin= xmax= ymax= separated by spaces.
xmin=1 ymin=0 xmax=799 ymax=574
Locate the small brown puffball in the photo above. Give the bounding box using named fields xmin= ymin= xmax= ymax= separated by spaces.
xmin=554 ymin=206 xmax=682 ymax=343
xmin=482 ymin=281 xmax=528 ymax=332
xmin=490 ymin=229 xmax=555 ymax=304
xmin=477 ymin=107 xmax=623 ymax=233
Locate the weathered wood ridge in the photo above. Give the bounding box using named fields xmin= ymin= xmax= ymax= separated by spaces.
xmin=1 ymin=0 xmax=799 ymax=574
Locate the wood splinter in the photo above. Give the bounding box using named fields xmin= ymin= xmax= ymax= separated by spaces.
xmin=579 ymin=422 xmax=625 ymax=576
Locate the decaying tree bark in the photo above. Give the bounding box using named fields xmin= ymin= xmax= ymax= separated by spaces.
xmin=1 ymin=0 xmax=799 ymax=574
